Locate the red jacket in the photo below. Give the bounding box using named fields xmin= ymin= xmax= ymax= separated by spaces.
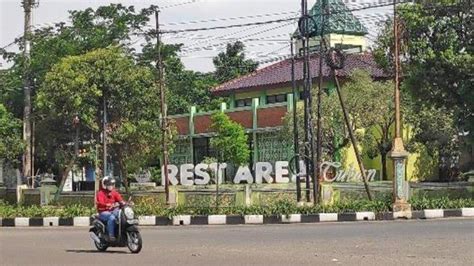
xmin=96 ymin=188 xmax=124 ymax=212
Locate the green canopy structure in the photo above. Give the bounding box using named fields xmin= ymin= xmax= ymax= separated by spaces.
xmin=296 ymin=0 xmax=368 ymax=37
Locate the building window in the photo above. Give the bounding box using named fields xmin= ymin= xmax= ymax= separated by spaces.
xmin=235 ymin=98 xmax=252 ymax=107
xmin=266 ymin=94 xmax=287 ymax=104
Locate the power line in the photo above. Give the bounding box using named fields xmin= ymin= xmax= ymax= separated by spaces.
xmin=1 ymin=40 xmax=18 ymax=50
xmin=179 ymin=19 xmax=296 ymax=50
xmin=259 ymin=44 xmax=291 ymax=58
xmin=326 ymin=0 xmax=412 ymax=15
xmin=178 ymin=12 xmax=391 ymax=55
xmin=180 ymin=41 xmax=292 ymax=55
xmin=160 ymin=17 xmax=298 ymax=34
xmin=159 ymin=1 xmax=412 ymax=34
xmin=160 ymin=0 xmax=200 ymax=10
xmin=256 ymin=54 xmax=292 ymax=64
xmin=180 ymin=22 xmax=276 ymax=49
xmin=165 ymin=11 xmax=390 ymax=43
xmin=180 ymin=20 xmax=296 ymax=54
xmin=161 ymin=11 xmax=299 ymax=26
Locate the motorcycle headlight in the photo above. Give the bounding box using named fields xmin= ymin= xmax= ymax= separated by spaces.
xmin=124 ymin=206 xmax=134 ymax=219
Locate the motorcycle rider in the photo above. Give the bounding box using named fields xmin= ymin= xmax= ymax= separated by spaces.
xmin=96 ymin=177 xmax=125 ymax=242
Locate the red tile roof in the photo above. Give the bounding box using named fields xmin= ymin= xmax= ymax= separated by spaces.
xmin=212 ymin=53 xmax=389 ymax=95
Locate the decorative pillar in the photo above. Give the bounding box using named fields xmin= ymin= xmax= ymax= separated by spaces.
xmin=220 ymin=102 xmax=227 ymax=112
xmin=287 ymin=93 xmax=294 ymax=112
xmin=389 ymin=138 xmax=410 ymax=216
xmin=229 ymin=94 xmax=236 ymax=109
xmin=260 ymin=91 xmax=266 ymax=106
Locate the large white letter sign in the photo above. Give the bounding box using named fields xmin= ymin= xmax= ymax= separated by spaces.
xmin=234 ymin=165 xmax=254 ymax=184
xmin=320 ymin=161 xmax=342 ymax=182
xmin=209 ymin=163 xmax=227 ymax=184
xmin=180 ymin=164 xmax=195 ymax=186
xmin=255 ymin=162 xmax=273 ymax=184
xmin=367 ymin=169 xmax=377 ymax=181
xmin=275 ymin=161 xmax=290 ymax=183
xmin=162 ymin=164 xmax=179 ymax=186
xmin=291 ymin=160 xmax=308 ymax=182
xmin=194 ymin=163 xmax=210 ymax=185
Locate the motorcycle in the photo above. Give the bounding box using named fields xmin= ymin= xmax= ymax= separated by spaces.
xmin=89 ymin=200 xmax=142 ymax=253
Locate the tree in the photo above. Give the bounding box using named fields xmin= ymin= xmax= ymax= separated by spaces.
xmin=36 ymin=47 xmax=161 ymax=191
xmin=167 ymin=71 xmax=221 ymax=114
xmin=209 ymin=112 xmax=250 ymax=207
xmin=138 ymin=41 xmax=221 ymax=115
xmin=1 ymin=4 xmax=151 ymax=116
xmin=0 ymin=104 xmax=23 ymax=187
xmin=373 ymin=0 xmax=473 ymax=177
xmin=210 ymin=112 xmax=250 ymax=166
xmin=282 ymin=95 xmax=349 ymax=162
xmin=344 ymin=70 xmax=395 ymax=180
xmin=213 ymin=41 xmax=258 ymax=83
xmin=0 ymin=104 xmax=24 ymax=163
xmin=1 ymin=3 xmax=219 ymax=177
xmin=405 ymin=103 xmax=460 ymax=181
xmin=374 ymin=1 xmax=473 ymax=136
xmin=0 ymin=4 xmax=155 ymax=180
xmin=282 ymin=70 xmax=395 ymax=180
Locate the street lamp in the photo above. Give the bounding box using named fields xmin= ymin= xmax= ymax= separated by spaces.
xmin=389 ymin=0 xmax=411 ymax=217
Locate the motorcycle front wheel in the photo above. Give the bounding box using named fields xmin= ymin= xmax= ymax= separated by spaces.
xmin=127 ymin=231 xmax=142 ymax=254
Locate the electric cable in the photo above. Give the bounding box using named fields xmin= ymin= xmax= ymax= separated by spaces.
xmin=161 ymin=11 xmax=299 ymax=26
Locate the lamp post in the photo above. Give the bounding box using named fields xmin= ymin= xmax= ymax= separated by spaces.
xmin=389 ymin=0 xmax=411 ymax=217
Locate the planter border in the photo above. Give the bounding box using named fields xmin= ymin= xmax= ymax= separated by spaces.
xmin=1 ymin=208 xmax=473 ymax=227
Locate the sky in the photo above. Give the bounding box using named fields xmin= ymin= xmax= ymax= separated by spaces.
xmin=0 ymin=0 xmax=392 ymax=72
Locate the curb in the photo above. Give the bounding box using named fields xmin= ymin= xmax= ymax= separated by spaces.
xmin=1 ymin=208 xmax=473 ymax=227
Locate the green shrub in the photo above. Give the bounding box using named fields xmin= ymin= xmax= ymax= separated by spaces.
xmin=1 ymin=196 xmax=473 ymax=218
xmin=410 ymin=196 xmax=474 ymax=210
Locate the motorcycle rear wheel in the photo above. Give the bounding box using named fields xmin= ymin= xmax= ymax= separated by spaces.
xmin=127 ymin=231 xmax=142 ymax=254
xmin=94 ymin=232 xmax=108 ymax=252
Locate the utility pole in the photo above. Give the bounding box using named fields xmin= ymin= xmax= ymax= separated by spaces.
xmin=21 ymin=0 xmax=37 ymax=187
xmin=102 ymin=96 xmax=107 ymax=177
xmin=290 ymin=37 xmax=302 ymax=202
xmin=155 ymin=9 xmax=170 ymax=204
xmin=389 ymin=0 xmax=411 ymax=217
xmin=305 ymin=0 xmax=317 ymax=204
xmin=314 ymin=0 xmax=328 ymax=204
xmin=300 ymin=0 xmax=311 ymax=202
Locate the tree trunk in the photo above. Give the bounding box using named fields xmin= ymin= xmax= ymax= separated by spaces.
xmin=379 ymin=127 xmax=390 ymax=181
xmin=117 ymin=148 xmax=130 ymax=197
xmin=53 ymin=160 xmax=75 ymax=202
xmin=381 ymin=152 xmax=388 ymax=181
xmin=438 ymin=153 xmax=449 ymax=182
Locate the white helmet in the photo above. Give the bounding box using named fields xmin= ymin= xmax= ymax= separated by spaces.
xmin=101 ymin=176 xmax=115 ymax=189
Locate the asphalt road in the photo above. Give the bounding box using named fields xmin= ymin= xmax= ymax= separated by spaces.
xmin=1 ymin=219 xmax=473 ymax=266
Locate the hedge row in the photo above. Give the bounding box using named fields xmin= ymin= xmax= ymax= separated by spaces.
xmin=0 ymin=196 xmax=473 ymax=218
